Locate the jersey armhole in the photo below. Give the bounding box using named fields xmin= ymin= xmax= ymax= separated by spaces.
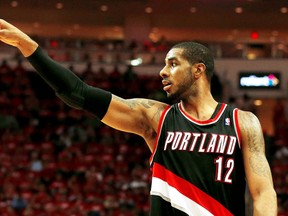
xmin=149 ymin=105 xmax=171 ymax=166
xmin=233 ymin=108 xmax=242 ymax=149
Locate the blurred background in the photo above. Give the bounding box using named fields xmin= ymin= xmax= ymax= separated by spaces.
xmin=0 ymin=0 xmax=288 ymax=215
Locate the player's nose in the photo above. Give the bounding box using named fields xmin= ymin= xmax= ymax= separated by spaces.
xmin=159 ymin=65 xmax=169 ymax=78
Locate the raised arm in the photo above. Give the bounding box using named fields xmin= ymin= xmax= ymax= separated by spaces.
xmin=238 ymin=110 xmax=277 ymax=216
xmin=0 ymin=19 xmax=168 ymax=150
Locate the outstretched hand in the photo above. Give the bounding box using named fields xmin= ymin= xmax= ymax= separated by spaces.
xmin=0 ymin=19 xmax=25 ymax=47
xmin=0 ymin=19 xmax=38 ymax=57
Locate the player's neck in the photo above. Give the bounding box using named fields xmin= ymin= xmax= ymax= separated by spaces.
xmin=180 ymin=93 xmax=218 ymax=121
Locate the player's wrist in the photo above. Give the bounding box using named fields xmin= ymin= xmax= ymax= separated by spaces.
xmin=18 ymin=35 xmax=38 ymax=57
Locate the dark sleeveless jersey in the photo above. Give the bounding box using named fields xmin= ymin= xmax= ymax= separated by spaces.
xmin=149 ymin=102 xmax=246 ymax=216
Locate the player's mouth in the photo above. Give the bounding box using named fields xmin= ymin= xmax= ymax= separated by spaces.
xmin=162 ymin=80 xmax=172 ymax=91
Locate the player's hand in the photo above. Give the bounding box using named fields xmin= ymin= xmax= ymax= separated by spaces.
xmin=0 ymin=19 xmax=25 ymax=47
xmin=0 ymin=19 xmax=38 ymax=57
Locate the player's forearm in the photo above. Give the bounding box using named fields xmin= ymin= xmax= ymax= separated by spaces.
xmin=27 ymin=47 xmax=82 ymax=93
xmin=253 ymin=189 xmax=277 ymax=216
xmin=27 ymin=46 xmax=112 ymax=119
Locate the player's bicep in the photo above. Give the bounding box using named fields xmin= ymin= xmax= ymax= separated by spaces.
xmin=101 ymin=95 xmax=166 ymax=137
xmin=101 ymin=95 xmax=141 ymax=134
xmin=239 ymin=111 xmax=274 ymax=196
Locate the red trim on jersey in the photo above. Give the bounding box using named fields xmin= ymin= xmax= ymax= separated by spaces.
xmin=179 ymin=102 xmax=227 ymax=125
xmin=233 ymin=108 xmax=242 ymax=148
xmin=152 ymin=162 xmax=233 ymax=216
xmin=149 ymin=105 xmax=171 ymax=165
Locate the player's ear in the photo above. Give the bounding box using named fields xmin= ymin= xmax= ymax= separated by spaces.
xmin=194 ymin=63 xmax=206 ymax=78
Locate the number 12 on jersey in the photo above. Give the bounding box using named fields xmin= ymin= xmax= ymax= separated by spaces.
xmin=214 ymin=156 xmax=234 ymax=183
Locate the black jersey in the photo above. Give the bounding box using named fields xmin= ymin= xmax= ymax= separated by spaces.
xmin=149 ymin=102 xmax=245 ymax=216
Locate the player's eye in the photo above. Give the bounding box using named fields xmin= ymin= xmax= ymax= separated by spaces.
xmin=171 ymin=62 xmax=177 ymax=68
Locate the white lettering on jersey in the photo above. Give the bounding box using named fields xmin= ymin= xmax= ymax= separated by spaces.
xmin=163 ymin=132 xmax=237 ymax=155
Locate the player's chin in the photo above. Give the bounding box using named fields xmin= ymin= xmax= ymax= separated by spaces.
xmin=166 ymin=91 xmax=173 ymax=98
xmin=166 ymin=92 xmax=180 ymax=103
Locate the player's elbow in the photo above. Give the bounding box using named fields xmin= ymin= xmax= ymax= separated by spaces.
xmin=252 ymin=188 xmax=277 ymax=216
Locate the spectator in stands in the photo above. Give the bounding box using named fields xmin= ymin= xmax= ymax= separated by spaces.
xmin=0 ymin=59 xmax=10 ymax=73
xmin=30 ymin=151 xmax=43 ymax=172
xmin=82 ymin=62 xmax=94 ymax=79
xmin=10 ymin=191 xmax=28 ymax=213
xmin=123 ymin=65 xmax=137 ymax=82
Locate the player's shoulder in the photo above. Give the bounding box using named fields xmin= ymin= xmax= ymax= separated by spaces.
xmin=236 ymin=109 xmax=262 ymax=132
xmin=237 ymin=109 xmax=258 ymax=120
xmin=133 ymin=98 xmax=169 ymax=113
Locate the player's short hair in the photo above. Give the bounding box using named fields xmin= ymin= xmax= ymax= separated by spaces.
xmin=172 ymin=41 xmax=214 ymax=82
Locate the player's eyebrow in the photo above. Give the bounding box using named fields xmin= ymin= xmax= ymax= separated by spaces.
xmin=165 ymin=56 xmax=178 ymax=63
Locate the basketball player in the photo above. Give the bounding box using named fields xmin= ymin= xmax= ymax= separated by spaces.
xmin=0 ymin=19 xmax=277 ymax=215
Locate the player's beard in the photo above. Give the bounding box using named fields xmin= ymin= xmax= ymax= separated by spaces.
xmin=166 ymin=70 xmax=194 ymax=104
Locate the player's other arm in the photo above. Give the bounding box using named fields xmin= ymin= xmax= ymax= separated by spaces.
xmin=238 ymin=110 xmax=277 ymax=216
xmin=0 ymin=19 xmax=168 ymax=150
